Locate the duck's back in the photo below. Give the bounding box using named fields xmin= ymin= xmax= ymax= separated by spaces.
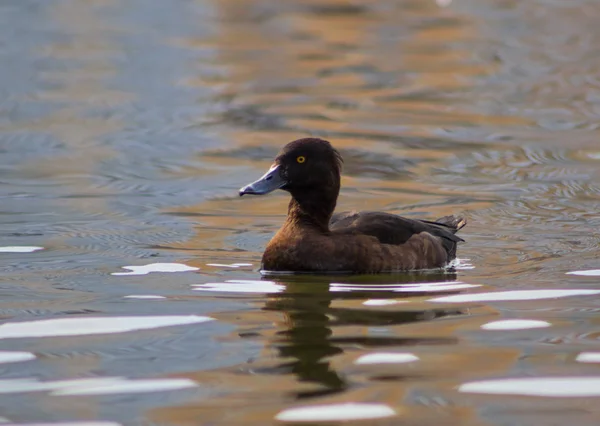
xmin=261 ymin=212 xmax=466 ymax=273
xmin=330 ymin=211 xmax=466 ymax=261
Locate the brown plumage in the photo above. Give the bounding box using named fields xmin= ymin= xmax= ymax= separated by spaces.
xmin=239 ymin=138 xmax=466 ymax=273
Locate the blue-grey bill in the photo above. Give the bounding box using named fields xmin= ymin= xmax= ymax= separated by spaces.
xmin=239 ymin=164 xmax=286 ymax=196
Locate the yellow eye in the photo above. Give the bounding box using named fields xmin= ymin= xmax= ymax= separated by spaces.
xmin=296 ymin=156 xmax=306 ymax=164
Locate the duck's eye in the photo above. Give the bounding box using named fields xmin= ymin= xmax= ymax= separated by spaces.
xmin=296 ymin=156 xmax=306 ymax=164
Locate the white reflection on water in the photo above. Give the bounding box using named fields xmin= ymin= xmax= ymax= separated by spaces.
xmin=53 ymin=378 xmax=197 ymax=396
xmin=111 ymin=263 xmax=199 ymax=276
xmin=0 ymin=316 xmax=213 ymax=339
xmin=0 ymin=377 xmax=197 ymax=395
xmin=275 ymin=402 xmax=396 ymax=422
xmin=1 ymin=423 xmax=121 ymax=426
xmin=430 ymin=289 xmax=600 ymax=303
xmin=0 ymin=351 xmax=36 ymax=364
xmin=459 ymin=377 xmax=600 ymax=397
xmin=576 ymin=352 xmax=600 ymax=363
xmin=362 ymin=299 xmax=407 ymax=306
xmin=192 ymin=280 xmax=479 ymax=295
xmin=206 ymin=263 xmax=253 ymax=268
xmin=448 ymin=258 xmax=475 ymax=270
xmin=0 ymin=246 xmax=44 ymax=253
xmin=566 ymin=269 xmax=600 ymax=276
xmin=192 ymin=280 xmax=285 ymax=294
xmin=123 ymin=295 xmax=166 ymax=299
xmin=480 ymin=319 xmax=551 ymax=330
xmin=354 ymin=352 xmax=419 ymax=365
xmin=330 ymin=282 xmax=480 ymax=293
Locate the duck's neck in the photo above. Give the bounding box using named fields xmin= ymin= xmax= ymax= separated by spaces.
xmin=287 ymin=188 xmax=338 ymax=233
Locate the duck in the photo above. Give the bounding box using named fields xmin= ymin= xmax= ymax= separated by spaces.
xmin=239 ymin=138 xmax=466 ymax=273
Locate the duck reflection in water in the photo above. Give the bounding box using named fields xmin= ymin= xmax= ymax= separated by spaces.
xmin=258 ymin=271 xmax=464 ymax=398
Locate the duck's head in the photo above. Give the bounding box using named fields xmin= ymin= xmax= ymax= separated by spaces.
xmin=239 ymin=138 xmax=343 ymax=197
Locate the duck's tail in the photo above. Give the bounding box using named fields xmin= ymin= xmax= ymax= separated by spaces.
xmin=418 ymin=215 xmax=467 ymax=234
xmin=434 ymin=215 xmax=467 ymax=233
xmin=429 ymin=215 xmax=467 ymax=260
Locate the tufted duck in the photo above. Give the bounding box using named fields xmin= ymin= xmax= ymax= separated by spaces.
xmin=239 ymin=138 xmax=466 ymax=273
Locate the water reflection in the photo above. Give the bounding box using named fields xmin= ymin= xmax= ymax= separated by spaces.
xmin=459 ymin=377 xmax=600 ymax=398
xmin=567 ymin=269 xmax=600 ymax=277
xmin=111 ymin=263 xmax=200 ymax=276
xmin=151 ymin=271 xmax=479 ymax=423
xmin=480 ymin=319 xmax=551 ymax=330
xmin=258 ymin=272 xmax=464 ymax=398
xmin=0 ymin=423 xmax=121 ymax=426
xmin=0 ymin=377 xmax=198 ymax=396
xmin=430 ymin=289 xmax=600 ymax=303
xmin=354 ymin=352 xmax=419 ymax=365
xmin=0 ymin=246 xmax=44 ymax=253
xmin=0 ymin=315 xmax=213 ymax=339
xmin=275 ymin=402 xmax=397 ymax=422
xmin=0 ymin=351 xmax=36 ymax=365
xmin=576 ymin=352 xmax=600 ymax=363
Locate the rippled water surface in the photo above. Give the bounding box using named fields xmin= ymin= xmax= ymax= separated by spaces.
xmin=2 ymin=0 xmax=600 ymax=424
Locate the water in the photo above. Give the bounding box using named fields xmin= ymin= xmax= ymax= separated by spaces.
xmin=1 ymin=0 xmax=600 ymax=424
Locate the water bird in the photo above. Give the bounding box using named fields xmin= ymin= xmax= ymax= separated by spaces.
xmin=239 ymin=138 xmax=466 ymax=273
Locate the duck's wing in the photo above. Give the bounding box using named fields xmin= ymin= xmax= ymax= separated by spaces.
xmin=330 ymin=211 xmax=466 ymax=256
